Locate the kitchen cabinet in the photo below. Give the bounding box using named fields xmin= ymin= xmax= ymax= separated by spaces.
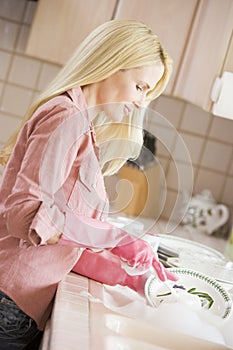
xmin=115 ymin=0 xmax=233 ymax=113
xmin=26 ymin=0 xmax=117 ymax=64
xmin=172 ymin=0 xmax=233 ymax=112
xmin=114 ymin=0 xmax=198 ymax=96
xmin=26 ymin=0 xmax=233 ymax=114
xmin=223 ymin=31 xmax=233 ymax=73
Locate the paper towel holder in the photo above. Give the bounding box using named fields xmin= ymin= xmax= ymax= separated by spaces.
xmin=211 ymin=71 xmax=233 ymax=120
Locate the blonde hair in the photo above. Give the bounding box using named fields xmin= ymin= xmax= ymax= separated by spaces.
xmin=0 ymin=19 xmax=173 ymax=174
xmin=93 ymin=109 xmax=144 ymax=176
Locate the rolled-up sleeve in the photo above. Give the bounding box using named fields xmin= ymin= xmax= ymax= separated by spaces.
xmin=5 ymin=107 xmax=89 ymax=245
xmin=62 ymin=211 xmax=131 ymax=249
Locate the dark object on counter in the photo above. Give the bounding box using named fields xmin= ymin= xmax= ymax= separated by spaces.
xmin=127 ymin=129 xmax=157 ymax=170
xmin=157 ymin=244 xmax=179 ymax=268
xmin=158 ymin=244 xmax=179 ymax=258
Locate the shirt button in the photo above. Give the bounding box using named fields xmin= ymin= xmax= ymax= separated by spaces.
xmin=92 ymin=183 xmax=96 ymax=189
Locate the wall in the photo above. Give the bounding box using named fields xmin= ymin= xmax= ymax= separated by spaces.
xmin=0 ymin=0 xmax=62 ymax=174
xmin=149 ymin=96 xmax=233 ymax=220
xmin=0 ymin=0 xmax=232 ymax=219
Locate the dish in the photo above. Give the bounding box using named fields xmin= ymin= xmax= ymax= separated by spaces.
xmin=156 ymin=234 xmax=233 ymax=285
xmin=157 ymin=234 xmax=225 ymax=261
xmin=145 ymin=268 xmax=232 ymax=320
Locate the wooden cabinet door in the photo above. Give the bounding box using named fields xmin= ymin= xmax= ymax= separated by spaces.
xmin=223 ymin=30 xmax=233 ymax=73
xmin=114 ymin=0 xmax=198 ymax=95
xmin=26 ymin=0 xmax=117 ymax=64
xmin=26 ymin=0 xmax=232 ymax=113
xmin=173 ymin=0 xmax=233 ymax=111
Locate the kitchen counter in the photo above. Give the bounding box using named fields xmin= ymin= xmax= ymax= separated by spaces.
xmin=40 ymin=218 xmax=233 ymax=350
xmin=41 ymin=273 xmax=233 ymax=350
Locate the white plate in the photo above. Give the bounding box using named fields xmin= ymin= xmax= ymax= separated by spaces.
xmin=157 ymin=235 xmax=233 ymax=285
xmin=145 ymin=268 xmax=232 ymax=320
xmin=158 ymin=234 xmax=225 ymax=260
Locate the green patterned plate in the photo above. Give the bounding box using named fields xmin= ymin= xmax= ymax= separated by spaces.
xmin=145 ymin=268 xmax=232 ymax=320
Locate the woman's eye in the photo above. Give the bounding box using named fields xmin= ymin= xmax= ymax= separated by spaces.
xmin=136 ymin=85 xmax=143 ymax=92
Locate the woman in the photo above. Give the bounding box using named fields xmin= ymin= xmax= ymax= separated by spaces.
xmin=0 ymin=19 xmax=177 ymax=349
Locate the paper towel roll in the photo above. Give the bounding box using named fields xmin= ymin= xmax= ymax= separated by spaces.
xmin=211 ymin=71 xmax=233 ymax=120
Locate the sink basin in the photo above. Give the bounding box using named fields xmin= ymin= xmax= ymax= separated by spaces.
xmin=104 ymin=313 xmax=231 ymax=350
xmin=89 ymin=277 xmax=232 ymax=349
xmin=104 ymin=335 xmax=167 ymax=350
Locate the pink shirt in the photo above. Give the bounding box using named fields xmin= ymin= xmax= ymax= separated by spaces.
xmin=0 ymin=88 xmax=127 ymax=330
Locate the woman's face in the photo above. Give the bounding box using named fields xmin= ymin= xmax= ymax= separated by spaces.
xmin=83 ymin=63 xmax=165 ymax=122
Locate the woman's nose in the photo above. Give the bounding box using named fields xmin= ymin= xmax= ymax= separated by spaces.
xmin=133 ymin=93 xmax=147 ymax=108
xmin=133 ymin=99 xmax=146 ymax=109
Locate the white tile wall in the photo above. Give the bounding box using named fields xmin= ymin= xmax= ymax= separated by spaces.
xmin=1 ymin=84 xmax=33 ymax=117
xmin=15 ymin=25 xmax=30 ymax=53
xmin=194 ymin=168 xmax=226 ymax=201
xmin=0 ymin=51 xmax=11 ymax=80
xmin=37 ymin=63 xmax=61 ymax=91
xmin=180 ymin=103 xmax=211 ymax=136
xmin=151 ymin=95 xmax=185 ymax=128
xmin=0 ymin=113 xmax=21 ymax=142
xmin=0 ymin=82 xmax=3 ymax=97
xmin=200 ymin=140 xmax=232 ymax=173
xmin=148 ymin=95 xmax=233 ymax=219
xmin=0 ymin=19 xmax=19 ymax=50
xmin=222 ymin=176 xmax=233 ymax=206
xmin=173 ymin=132 xmax=204 ymax=165
xmin=229 ymin=157 xmax=233 ymax=176
xmin=160 ymin=189 xmax=178 ymax=222
xmin=22 ymin=1 xmax=37 ymax=25
xmin=8 ymin=55 xmax=41 ymax=88
xmin=150 ymin=124 xmax=177 ymax=158
xmin=157 ymin=156 xmax=169 ymax=175
xmin=209 ymin=116 xmax=233 ymax=144
xmin=166 ymin=160 xmax=194 ymax=193
xmin=0 ymin=0 xmax=26 ymax=22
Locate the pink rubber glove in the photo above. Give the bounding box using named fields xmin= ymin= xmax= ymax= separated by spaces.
xmin=109 ymin=236 xmax=178 ymax=282
xmin=72 ymin=249 xmax=150 ymax=294
xmin=59 ymin=233 xmax=177 ymax=283
xmin=72 ymin=249 xmax=177 ymax=295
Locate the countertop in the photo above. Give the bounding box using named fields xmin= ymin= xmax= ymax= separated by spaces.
xmin=40 ymin=218 xmax=233 ymax=350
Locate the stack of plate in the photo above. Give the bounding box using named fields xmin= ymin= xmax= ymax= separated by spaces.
xmin=157 ymin=234 xmax=233 ymax=288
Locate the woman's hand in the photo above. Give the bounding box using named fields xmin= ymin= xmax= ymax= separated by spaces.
xmin=46 ymin=232 xmax=61 ymax=244
xmin=110 ymin=237 xmax=178 ymax=282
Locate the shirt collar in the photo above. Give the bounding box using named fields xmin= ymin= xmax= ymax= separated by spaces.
xmin=66 ymin=87 xmax=88 ymax=112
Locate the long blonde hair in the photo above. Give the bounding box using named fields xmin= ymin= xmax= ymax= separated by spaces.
xmin=0 ymin=19 xmax=173 ymax=174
